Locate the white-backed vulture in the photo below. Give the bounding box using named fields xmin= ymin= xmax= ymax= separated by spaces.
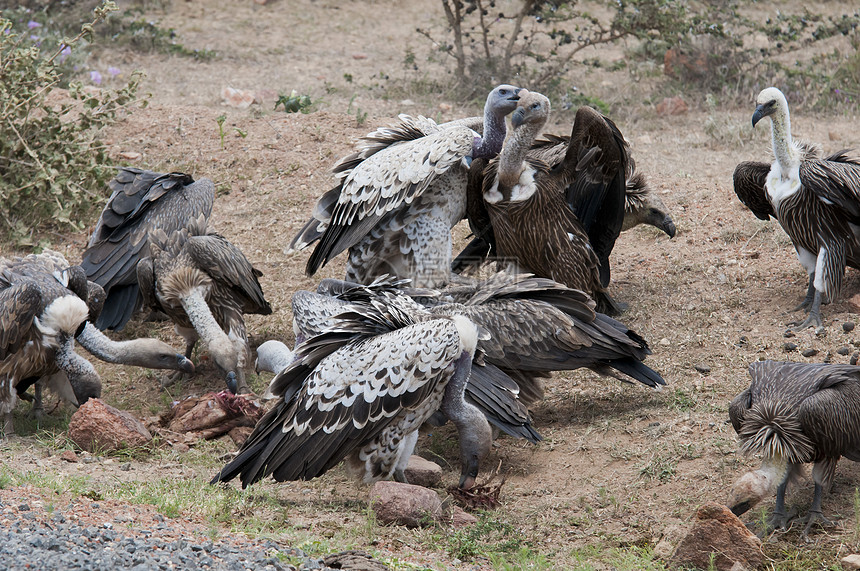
xmin=733 ymin=87 xmax=860 ymax=330
xmin=81 ymin=168 xmax=214 ymax=331
xmin=728 ymin=360 xmax=860 ymax=537
xmin=137 ymin=215 xmax=272 ymax=394
xmin=211 ymin=300 xmax=488 ymax=489
xmin=288 ymin=85 xmax=521 ymax=287
xmin=0 ymin=253 xmax=101 ymax=435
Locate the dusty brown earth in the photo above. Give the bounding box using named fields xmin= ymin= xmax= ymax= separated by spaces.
xmin=3 ymin=0 xmax=860 ymax=569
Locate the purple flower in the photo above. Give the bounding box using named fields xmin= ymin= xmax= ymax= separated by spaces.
xmin=89 ymin=70 xmax=102 ymax=85
xmin=58 ymin=45 xmax=71 ymax=63
xmin=27 ymin=20 xmax=41 ymax=29
xmin=107 ymin=66 xmax=121 ymax=77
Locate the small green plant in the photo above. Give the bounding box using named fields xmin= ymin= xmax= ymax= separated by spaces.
xmin=216 ymin=114 xmax=227 ymax=149
xmin=275 ymin=90 xmax=314 ymax=113
xmin=347 ymin=94 xmax=368 ymax=126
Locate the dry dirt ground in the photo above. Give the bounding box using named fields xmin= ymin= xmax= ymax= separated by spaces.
xmin=3 ymin=0 xmax=860 ymax=569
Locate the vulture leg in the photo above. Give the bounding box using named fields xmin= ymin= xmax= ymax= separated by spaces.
xmin=392 ymin=430 xmax=419 ymax=484
xmin=2 ymin=411 xmax=12 ymax=438
xmin=800 ymin=483 xmax=833 ymax=539
xmin=788 ymin=289 xmax=823 ymax=331
xmin=792 ymin=274 xmax=816 ymax=312
xmin=800 ymin=459 xmax=837 ymax=538
xmin=766 ymin=479 xmax=794 ymax=531
xmin=29 ymin=381 xmax=44 ymax=420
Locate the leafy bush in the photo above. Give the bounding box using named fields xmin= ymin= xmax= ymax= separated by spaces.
xmin=656 ymin=3 xmax=860 ymax=106
xmin=0 ymin=1 xmax=141 ymax=243
xmin=418 ymin=0 xmax=699 ymax=94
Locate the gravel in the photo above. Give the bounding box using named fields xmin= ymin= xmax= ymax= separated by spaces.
xmin=0 ymin=490 xmax=335 ymax=571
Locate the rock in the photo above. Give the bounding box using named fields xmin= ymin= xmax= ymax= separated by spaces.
xmin=669 ymin=502 xmax=763 ymax=571
xmin=801 ymin=348 xmax=819 ymax=358
xmin=653 ymin=524 xmax=687 ymax=560
xmin=694 ymin=364 xmax=710 ymax=374
xmin=68 ymin=399 xmax=152 ymax=453
xmin=117 ymin=151 xmax=141 ymax=161
xmin=659 ymin=338 xmax=671 ymax=346
xmin=369 ymin=481 xmax=443 ymax=527
xmin=838 ymin=346 xmax=852 ymax=356
xmin=783 ymin=330 xmax=795 ymax=338
xmin=449 ymin=506 xmax=477 ymax=528
xmin=656 ymin=96 xmax=688 ymax=116
xmin=59 ymin=450 xmax=79 ymax=463
xmin=853 ymin=351 xmax=860 ymax=366
xmin=220 ymin=86 xmax=256 ymax=109
xmin=841 ymin=554 xmax=860 ymax=570
xmin=323 ymin=550 xmax=389 ymax=571
xmin=783 ymin=342 xmax=797 ymax=352
xmin=404 ymin=456 xmax=442 ymax=488
xmin=844 ymin=322 xmax=856 ymax=333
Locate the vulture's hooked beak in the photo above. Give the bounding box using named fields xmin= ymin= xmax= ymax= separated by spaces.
xmin=729 ymin=501 xmax=752 ymax=517
xmin=511 ymin=107 xmax=526 ymax=129
xmin=751 ymin=101 xmax=775 ymax=127
xmin=225 ymin=371 xmax=239 ymax=395
xmin=176 ymin=354 xmax=195 ymax=374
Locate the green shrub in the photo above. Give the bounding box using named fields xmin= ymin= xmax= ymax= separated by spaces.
xmin=0 ymin=1 xmax=141 ymax=243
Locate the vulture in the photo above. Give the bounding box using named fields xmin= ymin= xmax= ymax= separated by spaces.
xmin=81 ymin=167 xmax=214 ymax=331
xmin=470 ymin=90 xmax=626 ymax=314
xmin=288 ymin=281 xmax=541 ymax=443
xmin=308 ymin=273 xmax=664 ymax=405
xmin=728 ymin=360 xmax=860 ymax=537
xmin=733 ymin=87 xmax=860 ymax=329
xmin=137 ymin=214 xmax=272 ymax=394
xmin=0 ymin=253 xmax=101 ymax=436
xmin=453 ymin=157 xmax=676 ymax=275
xmin=211 ymin=299 xmax=490 ymax=489
xmin=288 ymin=85 xmax=521 ymax=287
xmin=2 ymin=251 xmax=195 ymax=414
xmin=621 ymin=173 xmax=676 ymax=237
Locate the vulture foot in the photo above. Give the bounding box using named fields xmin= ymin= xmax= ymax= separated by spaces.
xmin=800 ymin=509 xmax=833 ymax=540
xmin=393 ymin=469 xmax=409 ymax=484
xmin=161 ymin=370 xmax=192 ymax=391
xmin=787 ymin=312 xmax=822 ymax=332
xmin=765 ymin=508 xmax=797 ymax=533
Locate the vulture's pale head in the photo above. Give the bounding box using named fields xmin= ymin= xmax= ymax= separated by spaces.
xmin=511 ymin=90 xmax=550 ymax=129
xmin=752 ymin=87 xmax=789 ymax=127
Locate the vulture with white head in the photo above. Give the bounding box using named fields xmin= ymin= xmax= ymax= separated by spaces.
xmin=733 ymin=87 xmax=860 ymax=330
xmin=0 ymin=253 xmax=101 ymax=435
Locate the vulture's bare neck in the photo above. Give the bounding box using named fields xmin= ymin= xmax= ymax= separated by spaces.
xmin=472 ymin=109 xmax=507 ymax=160
xmin=496 ymin=121 xmax=542 ymax=197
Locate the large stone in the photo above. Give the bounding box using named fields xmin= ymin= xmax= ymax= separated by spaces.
xmin=68 ymin=399 xmax=152 ymax=453
xmin=369 ymin=481 xmax=444 ymax=527
xmin=669 ymin=502 xmax=763 ymax=571
xmin=404 ymin=455 xmax=442 ymax=488
xmin=450 ymin=505 xmax=477 ymax=528
xmin=842 ymin=554 xmax=860 ymax=570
